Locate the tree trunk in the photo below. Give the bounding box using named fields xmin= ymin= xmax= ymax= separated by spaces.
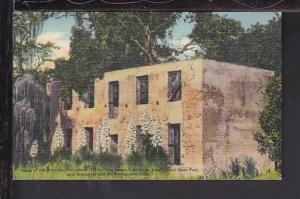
xmin=144 ymin=31 xmax=157 ymax=65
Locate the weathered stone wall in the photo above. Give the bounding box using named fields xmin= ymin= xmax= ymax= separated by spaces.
xmin=49 ymin=59 xmax=275 ymax=176
xmin=51 ymin=60 xmax=204 ymax=175
xmin=202 ymin=60 xmax=274 ymax=176
xmin=48 ymin=81 xmax=73 ymax=154
xmin=49 ymin=80 xmax=61 ymax=151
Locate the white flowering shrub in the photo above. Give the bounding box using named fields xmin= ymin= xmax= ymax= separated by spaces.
xmin=52 ymin=122 xmax=65 ymax=153
xmin=126 ymin=117 xmax=137 ymax=154
xmin=99 ymin=119 xmax=111 ymax=153
xmin=77 ymin=128 xmax=88 ymax=150
xmin=29 ymin=139 xmax=38 ymax=159
xmin=141 ymin=110 xmax=152 ymax=135
xmin=151 ymin=117 xmax=163 ymax=148
xmin=94 ymin=122 xmax=102 ymax=154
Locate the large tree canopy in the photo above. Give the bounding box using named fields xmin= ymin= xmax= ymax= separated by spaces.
xmin=187 ymin=12 xmax=245 ymax=64
xmin=54 ymin=12 xmax=181 ymax=99
xmin=53 ymin=12 xmax=281 ymax=101
xmin=188 ymin=12 xmax=281 ymax=72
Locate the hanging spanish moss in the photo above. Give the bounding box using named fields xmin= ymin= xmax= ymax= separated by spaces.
xmin=13 ymin=12 xmax=47 ymax=70
xmin=13 ymin=73 xmax=50 ymax=165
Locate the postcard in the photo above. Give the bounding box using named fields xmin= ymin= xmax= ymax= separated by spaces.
xmin=12 ymin=11 xmax=282 ymax=180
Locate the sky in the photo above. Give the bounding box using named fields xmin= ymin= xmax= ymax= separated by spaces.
xmin=37 ymin=12 xmax=279 ymax=68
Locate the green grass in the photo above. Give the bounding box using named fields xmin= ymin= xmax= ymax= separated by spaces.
xmin=13 ymin=161 xmax=190 ymax=180
xmin=13 ymin=161 xmax=281 ymax=180
xmin=252 ymin=170 xmax=281 ymax=180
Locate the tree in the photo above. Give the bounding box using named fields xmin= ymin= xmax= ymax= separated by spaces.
xmin=87 ymin=12 xmax=181 ymax=66
xmin=53 ymin=12 xmax=181 ymax=99
xmin=188 ymin=12 xmax=281 ymax=71
xmin=13 ymin=12 xmax=58 ymax=74
xmin=126 ymin=117 xmax=137 ymax=154
xmin=77 ymin=128 xmax=88 ymax=150
xmin=187 ymin=12 xmax=244 ymax=64
xmin=237 ymin=14 xmax=281 ymax=72
xmin=254 ymin=75 xmax=282 ymax=172
xmin=52 ymin=122 xmax=65 ymax=153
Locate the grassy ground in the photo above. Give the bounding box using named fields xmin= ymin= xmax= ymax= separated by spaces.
xmin=13 ymin=161 xmax=281 ymax=180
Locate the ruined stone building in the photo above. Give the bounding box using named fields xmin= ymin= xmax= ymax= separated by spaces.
xmin=49 ymin=59 xmax=274 ymax=176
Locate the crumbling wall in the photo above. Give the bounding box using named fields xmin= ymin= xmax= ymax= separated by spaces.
xmin=48 ymin=81 xmax=73 ymax=154
xmin=59 ymin=60 xmax=204 ymax=175
xmin=202 ymin=59 xmax=274 ymax=176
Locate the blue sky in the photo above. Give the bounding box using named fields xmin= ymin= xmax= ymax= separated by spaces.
xmin=37 ymin=12 xmax=279 ymax=64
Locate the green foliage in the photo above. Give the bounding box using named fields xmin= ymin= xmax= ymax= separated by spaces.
xmin=242 ymin=157 xmax=259 ymax=178
xmin=229 ymin=157 xmax=259 ymax=179
xmin=254 ymin=75 xmax=282 ymax=171
xmin=34 ymin=140 xmax=50 ymax=164
xmin=95 ymin=152 xmax=123 ymax=170
xmin=141 ymin=133 xmax=171 ymax=170
xmin=71 ymin=147 xmax=122 ymax=170
xmin=188 ymin=12 xmax=244 ymax=63
xmin=146 ymin=146 xmax=171 ymax=171
xmin=188 ymin=12 xmax=281 ymax=71
xmin=236 ymin=14 xmax=281 ymax=72
xmin=52 ymin=12 xmax=181 ymax=98
xmin=252 ymin=170 xmax=281 ymax=180
xmin=50 ymin=147 xmax=72 ymax=162
xmin=230 ymin=158 xmax=241 ymax=177
xmin=126 ymin=151 xmax=144 ymax=168
xmin=29 ymin=68 xmax=53 ymax=88
xmin=71 ymin=147 xmax=95 ymax=164
xmin=13 ymin=12 xmax=59 ymax=73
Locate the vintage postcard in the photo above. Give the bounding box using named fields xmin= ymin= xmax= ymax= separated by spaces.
xmin=12 ymin=12 xmax=282 ymax=180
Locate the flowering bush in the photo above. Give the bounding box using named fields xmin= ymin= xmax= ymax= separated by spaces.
xmin=77 ymin=128 xmax=88 ymax=150
xmin=29 ymin=139 xmax=38 ymax=159
xmin=141 ymin=110 xmax=152 ymax=135
xmin=126 ymin=117 xmax=137 ymax=154
xmin=52 ymin=122 xmax=65 ymax=153
xmin=140 ymin=112 xmax=170 ymax=169
xmin=94 ymin=122 xmax=102 ymax=154
xmin=151 ymin=116 xmax=163 ymax=148
xmin=99 ymin=119 xmax=111 ymax=153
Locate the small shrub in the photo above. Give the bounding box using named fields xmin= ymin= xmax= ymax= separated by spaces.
xmin=229 ymin=157 xmax=259 ymax=179
xmin=72 ymin=147 xmax=95 ymax=164
xmin=141 ymin=132 xmax=170 ymax=171
xmin=95 ymin=152 xmax=123 ymax=170
xmin=230 ymin=157 xmax=242 ymax=177
xmin=242 ymin=157 xmax=259 ymax=178
xmin=34 ymin=141 xmax=51 ymax=164
xmin=126 ymin=151 xmax=144 ymax=168
xmin=145 ymin=146 xmax=171 ymax=171
xmin=50 ymin=147 xmax=72 ymax=162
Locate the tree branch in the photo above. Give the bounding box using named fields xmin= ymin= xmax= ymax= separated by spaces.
xmin=152 ymin=13 xmax=176 ymax=33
